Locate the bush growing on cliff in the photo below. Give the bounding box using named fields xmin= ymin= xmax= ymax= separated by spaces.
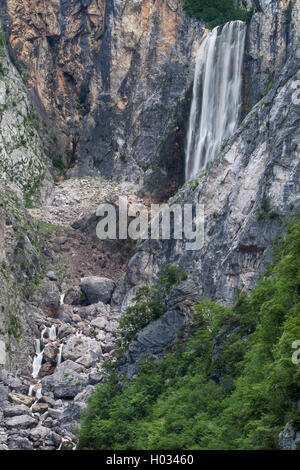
xmin=116 ymin=264 xmax=188 ymax=353
xmin=184 ymin=0 xmax=253 ymax=28
xmin=78 ymin=213 xmax=300 ymax=450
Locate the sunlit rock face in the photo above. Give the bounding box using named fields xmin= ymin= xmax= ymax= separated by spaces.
xmin=0 ymin=0 xmax=204 ymax=196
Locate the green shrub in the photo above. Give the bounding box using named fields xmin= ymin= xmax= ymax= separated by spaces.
xmin=52 ymin=154 xmax=65 ymax=172
xmin=116 ymin=264 xmax=188 ymax=353
xmin=184 ymin=0 xmax=253 ymax=28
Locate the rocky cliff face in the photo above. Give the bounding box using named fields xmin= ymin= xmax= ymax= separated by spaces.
xmin=0 ymin=29 xmax=53 ymax=203
xmin=1 ymin=0 xmax=204 ymax=197
xmin=114 ymin=0 xmax=300 ymax=371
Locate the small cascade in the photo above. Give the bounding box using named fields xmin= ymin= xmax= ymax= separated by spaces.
xmin=57 ymin=344 xmax=63 ymax=366
xmin=60 ymin=293 xmax=65 ymax=306
xmin=32 ymin=349 xmax=43 ymax=379
xmin=41 ymin=325 xmax=47 ymax=341
xmin=185 ymin=21 xmax=246 ymax=180
xmin=49 ymin=325 xmax=57 ymax=341
xmin=35 ymin=385 xmax=42 ymax=400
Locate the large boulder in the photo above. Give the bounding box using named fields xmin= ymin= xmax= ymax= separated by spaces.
xmin=8 ymin=393 xmax=35 ymax=407
xmin=80 ymin=276 xmax=115 ymax=305
xmin=5 ymin=415 xmax=37 ymax=430
xmin=3 ymin=405 xmax=30 ymax=418
xmin=63 ymin=335 xmax=102 ymax=363
xmin=41 ymin=368 xmax=88 ymax=399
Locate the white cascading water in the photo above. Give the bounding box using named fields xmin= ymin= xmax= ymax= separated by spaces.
xmin=32 ymin=339 xmax=44 ymax=379
xmin=57 ymin=344 xmax=63 ymax=366
xmin=49 ymin=325 xmax=57 ymax=341
xmin=185 ymin=21 xmax=246 ymax=181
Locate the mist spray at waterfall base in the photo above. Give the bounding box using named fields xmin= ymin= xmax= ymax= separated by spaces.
xmin=185 ymin=21 xmax=246 ymax=181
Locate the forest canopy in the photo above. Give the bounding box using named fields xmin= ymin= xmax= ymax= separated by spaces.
xmin=183 ymin=0 xmax=253 ymax=28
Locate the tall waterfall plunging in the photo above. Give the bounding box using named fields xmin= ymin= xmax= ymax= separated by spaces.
xmin=185 ymin=21 xmax=246 ymax=181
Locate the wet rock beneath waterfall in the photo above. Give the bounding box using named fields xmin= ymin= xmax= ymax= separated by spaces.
xmin=57 ymin=323 xmax=75 ymax=339
xmin=7 ymin=436 xmax=33 ymax=450
xmin=39 ymin=363 xmax=56 ymax=378
xmin=58 ymin=305 xmax=74 ymax=323
xmin=0 ymin=385 xmax=9 ymax=406
xmin=55 ymin=359 xmax=85 ymax=374
xmin=80 ymin=276 xmax=115 ymax=305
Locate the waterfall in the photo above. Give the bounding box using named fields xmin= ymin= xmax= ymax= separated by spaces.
xmin=57 ymin=344 xmax=63 ymax=366
xmin=185 ymin=21 xmax=246 ymax=181
xmin=60 ymin=294 xmax=65 ymax=306
xmin=32 ymin=340 xmax=43 ymax=379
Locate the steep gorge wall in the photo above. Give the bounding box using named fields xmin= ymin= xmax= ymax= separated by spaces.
xmin=1 ymin=0 xmax=204 ymax=197
xmin=115 ymin=0 xmax=300 ymax=318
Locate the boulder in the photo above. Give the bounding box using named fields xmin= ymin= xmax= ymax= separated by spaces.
xmin=40 ymin=396 xmax=56 ymax=407
xmin=36 ymin=279 xmax=61 ymax=317
xmin=46 ymin=271 xmax=58 ymax=282
xmin=63 ymin=335 xmax=101 ymax=362
xmin=3 ymin=405 xmax=30 ymax=418
xmin=7 ymin=436 xmax=33 ymax=450
xmin=64 ymin=287 xmax=81 ymax=306
xmin=88 ymin=371 xmax=104 ymax=385
xmin=31 ymin=403 xmax=48 ymax=414
xmin=57 ymin=323 xmax=75 ymax=339
xmin=41 ymin=368 xmax=88 ymax=399
xmin=28 ymin=426 xmax=51 ymax=442
xmin=75 ymin=351 xmax=98 ymax=368
xmin=80 ymin=276 xmax=115 ymax=305
xmin=8 ymin=393 xmax=35 ymax=407
xmin=90 ymin=317 xmax=107 ymax=330
xmin=39 ymin=362 xmax=55 ymax=378
xmin=5 ymin=415 xmax=37 ymax=430
xmin=56 ymin=359 xmax=85 ymax=374
xmin=43 ymin=342 xmax=59 ymax=363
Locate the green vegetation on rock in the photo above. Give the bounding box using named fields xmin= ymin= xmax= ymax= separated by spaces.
xmin=113 ymin=264 xmax=188 ymax=359
xmin=184 ymin=0 xmax=253 ymax=28
xmin=78 ymin=213 xmax=300 ymax=450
